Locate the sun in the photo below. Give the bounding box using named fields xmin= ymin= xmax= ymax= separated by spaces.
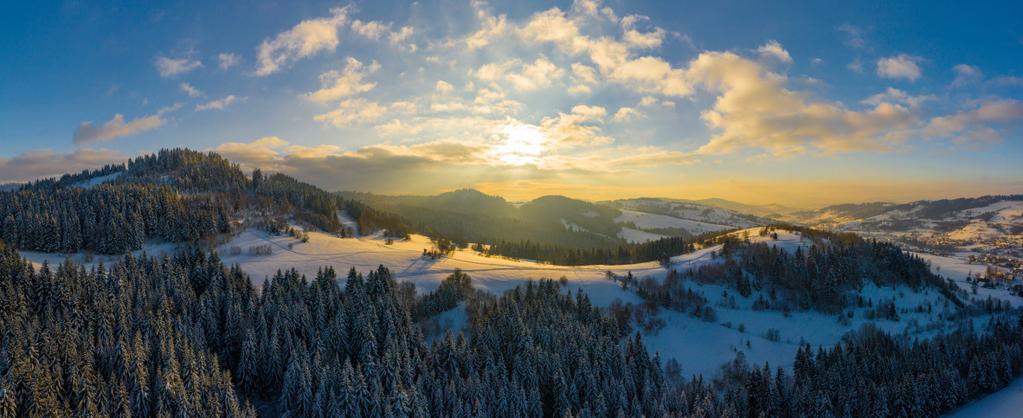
xmin=491 ymin=123 xmax=546 ymax=166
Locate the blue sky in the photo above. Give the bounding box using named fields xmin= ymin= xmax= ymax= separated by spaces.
xmin=1 ymin=0 xmax=1021 ymax=206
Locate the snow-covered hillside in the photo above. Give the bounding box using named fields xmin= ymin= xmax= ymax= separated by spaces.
xmin=948 ymin=376 xmax=1023 ymax=417
xmin=615 ymin=209 xmax=733 ymax=234
xmin=789 ymin=197 xmax=1023 ymax=260
xmin=209 ymin=226 xmax=1000 ymax=378
xmin=611 ymin=198 xmax=768 ymax=228
xmin=18 ymin=226 xmax=1014 ymax=380
xmin=601 ymin=198 xmax=769 ymax=243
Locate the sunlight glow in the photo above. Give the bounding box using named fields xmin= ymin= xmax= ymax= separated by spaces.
xmin=491 ymin=123 xmax=546 ymax=166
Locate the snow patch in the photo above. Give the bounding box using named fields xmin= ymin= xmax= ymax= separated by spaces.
xmin=72 ymin=172 xmax=122 ymax=189
xmin=948 ymin=375 xmax=1023 ymax=417
xmin=617 ymin=227 xmax=666 ymax=244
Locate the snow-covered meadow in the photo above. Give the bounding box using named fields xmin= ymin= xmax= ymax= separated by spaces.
xmin=208 ymin=226 xmax=1013 ymax=378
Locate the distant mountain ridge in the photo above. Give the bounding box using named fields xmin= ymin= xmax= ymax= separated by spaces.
xmin=784 ymin=195 xmax=1023 ymax=227
xmin=603 ymin=197 xmax=780 ymax=227
xmin=340 ymin=189 xmax=627 ymax=249
xmin=779 ymin=194 xmax=1023 ymax=255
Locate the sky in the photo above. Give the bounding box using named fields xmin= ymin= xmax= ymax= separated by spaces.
xmin=1 ymin=0 xmax=1022 ymax=208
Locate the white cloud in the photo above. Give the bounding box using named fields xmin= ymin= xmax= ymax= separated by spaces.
xmin=255 ymin=6 xmax=351 ymax=76
xmin=861 ymin=88 xmax=933 ymax=108
xmin=990 ymin=75 xmax=1023 ymax=87
xmin=572 ymin=0 xmax=602 ymax=17
xmin=218 ymin=52 xmax=240 ymax=70
xmin=471 ymin=87 xmax=524 ymax=115
xmin=155 ymin=56 xmax=202 ymax=78
xmin=350 ymin=19 xmax=390 ymax=40
xmin=687 ymin=52 xmax=917 ymax=156
xmin=621 ymin=15 xmax=666 ymax=49
xmin=951 ymin=64 xmax=982 ymax=88
xmin=539 ymin=111 xmax=613 ymax=149
xmin=350 ymin=19 xmax=415 ymax=51
xmin=570 ymin=104 xmax=606 ymax=120
xmin=313 ymin=98 xmax=388 ymax=127
xmin=925 ymin=99 xmax=1023 ymax=141
xmin=514 ymin=6 xmax=691 ymax=96
xmin=72 ymin=105 xmax=179 ymax=144
xmin=305 ymin=57 xmax=380 ymax=103
xmin=430 ymin=102 xmax=467 ymax=113
xmin=195 ymin=95 xmax=241 ymax=111
xmin=510 ymin=57 xmax=564 ymax=91
xmin=877 ymin=55 xmax=923 ymax=81
xmin=179 ymin=82 xmax=202 ymax=98
xmin=435 ymin=80 xmax=455 ymax=94
xmin=837 ymin=24 xmax=866 ymax=48
xmin=389 ymin=26 xmax=415 ymax=49
xmin=473 ymin=57 xmax=565 ymax=91
xmin=465 ymin=3 xmax=509 ymax=50
xmin=568 ymin=63 xmax=598 ymax=94
xmin=0 ymin=148 xmax=128 ymax=183
xmin=757 ymin=40 xmax=792 ymax=63
xmin=389 ymin=100 xmax=418 ymax=114
xmin=639 ymin=95 xmax=673 ymax=108
xmin=214 ymin=136 xmax=293 ymax=165
xmin=612 ymin=107 xmax=642 ymax=122
xmin=847 ymin=59 xmax=864 ymax=74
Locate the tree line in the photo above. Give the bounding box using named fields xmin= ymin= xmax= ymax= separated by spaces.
xmin=483 ymin=235 xmax=700 ymax=266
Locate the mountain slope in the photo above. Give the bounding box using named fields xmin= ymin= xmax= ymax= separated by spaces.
xmin=604 ymin=197 xmax=776 ymax=230
xmin=342 ymin=189 xmax=625 ymax=249
xmin=783 ymin=195 xmax=1023 ymax=256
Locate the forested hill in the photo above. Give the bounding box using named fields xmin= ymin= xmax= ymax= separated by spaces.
xmin=0 ymin=148 xmax=409 ymax=254
xmin=341 ymin=189 xmax=627 ymax=250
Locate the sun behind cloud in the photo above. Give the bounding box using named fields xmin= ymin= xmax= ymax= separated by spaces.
xmin=490 ymin=123 xmax=547 ymax=166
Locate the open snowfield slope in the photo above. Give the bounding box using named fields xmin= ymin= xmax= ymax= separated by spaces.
xmin=948 ymin=376 xmax=1023 ymax=417
xmin=617 ymin=227 xmax=667 ymax=243
xmin=218 ymin=228 xmax=659 ymax=306
xmin=71 ymin=171 xmax=123 ymax=189
xmin=641 ymin=276 xmax=983 ymax=378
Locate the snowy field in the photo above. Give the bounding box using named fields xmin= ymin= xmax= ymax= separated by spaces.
xmin=913 ymin=251 xmax=1023 ymax=308
xmin=948 ymin=375 xmax=1023 ymax=417
xmin=617 ymin=227 xmax=666 ymax=243
xmin=216 ymin=228 xmax=664 ymax=306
